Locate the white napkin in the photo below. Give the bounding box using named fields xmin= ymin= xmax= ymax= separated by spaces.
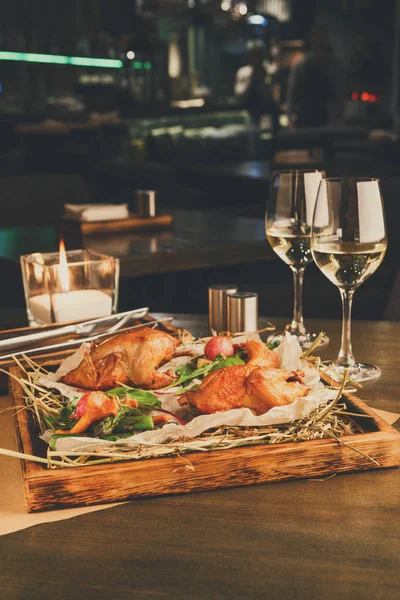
xmin=64 ymin=204 xmax=129 ymax=222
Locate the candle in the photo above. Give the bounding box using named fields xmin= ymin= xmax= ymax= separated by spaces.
xmin=21 ymin=242 xmax=119 ymax=327
xmin=29 ymin=290 xmax=113 ymax=324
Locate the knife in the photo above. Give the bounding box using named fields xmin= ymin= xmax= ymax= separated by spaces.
xmin=0 ymin=307 xmax=149 ymax=353
xmin=0 ymin=317 xmax=174 ymax=361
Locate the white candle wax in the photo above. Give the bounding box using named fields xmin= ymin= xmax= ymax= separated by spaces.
xmin=29 ymin=290 xmax=113 ymax=324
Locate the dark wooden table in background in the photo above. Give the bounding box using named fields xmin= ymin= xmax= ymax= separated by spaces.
xmin=0 ymin=314 xmax=399 ymax=600
xmin=186 ymin=160 xmax=273 ymax=183
xmin=0 ymin=209 xmax=274 ymax=279
xmin=86 ymin=210 xmax=274 ymax=277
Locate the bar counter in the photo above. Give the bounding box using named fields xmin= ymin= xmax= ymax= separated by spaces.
xmin=0 ymin=314 xmax=399 ymax=599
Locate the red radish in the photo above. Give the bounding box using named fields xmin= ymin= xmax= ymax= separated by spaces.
xmin=204 ymin=336 xmax=234 ymax=361
xmin=155 ymin=407 xmax=186 ymax=426
xmin=73 ymin=394 xmax=89 ymax=419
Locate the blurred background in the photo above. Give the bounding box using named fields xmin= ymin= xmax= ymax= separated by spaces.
xmin=0 ymin=1 xmax=396 ymax=116
xmin=0 ymin=0 xmax=399 ymax=324
xmin=0 ymin=1 xmax=396 ymax=123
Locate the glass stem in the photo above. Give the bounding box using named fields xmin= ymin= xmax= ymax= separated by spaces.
xmin=290 ymin=267 xmax=306 ymax=336
xmin=338 ymin=288 xmax=356 ymax=367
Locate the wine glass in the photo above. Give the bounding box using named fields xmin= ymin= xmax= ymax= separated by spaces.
xmin=265 ymin=169 xmax=329 ymax=348
xmin=311 ymin=177 xmax=387 ymax=382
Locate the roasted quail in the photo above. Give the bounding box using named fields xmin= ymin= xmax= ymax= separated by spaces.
xmin=61 ymin=327 xmax=178 ymax=390
xmin=179 ymin=340 xmax=309 ymax=415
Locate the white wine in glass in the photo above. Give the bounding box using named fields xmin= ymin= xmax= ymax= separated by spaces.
xmin=311 ymin=177 xmax=387 ymax=382
xmin=266 ymin=169 xmax=329 ymax=348
xmin=266 ymin=231 xmax=313 ymax=269
xmin=311 ymin=242 xmax=386 ymax=288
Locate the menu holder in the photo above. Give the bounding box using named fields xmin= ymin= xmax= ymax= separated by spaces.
xmin=62 ymin=213 xmax=173 ymax=235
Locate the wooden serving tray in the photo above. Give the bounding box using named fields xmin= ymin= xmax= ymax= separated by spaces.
xmin=8 ymin=364 xmax=400 ymax=512
xmin=63 ymin=213 xmax=173 ymax=235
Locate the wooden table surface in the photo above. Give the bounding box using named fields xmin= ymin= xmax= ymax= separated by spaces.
xmin=0 ymin=210 xmax=274 ymax=279
xmin=0 ymin=315 xmax=399 ymax=600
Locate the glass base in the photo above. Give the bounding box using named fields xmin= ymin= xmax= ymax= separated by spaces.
xmin=268 ymin=330 xmax=330 ymax=350
xmin=321 ymin=361 xmax=381 ymax=383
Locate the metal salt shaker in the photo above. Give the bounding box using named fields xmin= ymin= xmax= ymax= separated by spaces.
xmin=136 ymin=189 xmax=157 ymax=218
xmin=208 ymin=284 xmax=238 ymax=334
xmin=227 ymin=292 xmax=258 ymax=334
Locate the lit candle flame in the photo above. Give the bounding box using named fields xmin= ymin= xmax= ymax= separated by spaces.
xmin=59 ymin=238 xmax=70 ymax=293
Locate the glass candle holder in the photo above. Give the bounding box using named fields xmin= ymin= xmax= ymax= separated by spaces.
xmin=20 ymin=249 xmax=119 ymax=326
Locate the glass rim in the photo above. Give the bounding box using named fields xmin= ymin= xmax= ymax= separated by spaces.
xmin=20 ymin=250 xmax=117 ymax=267
xmin=272 ymin=169 xmax=325 ymax=175
xmin=46 ymin=258 xmax=118 ymax=271
xmin=321 ymin=176 xmax=380 ymax=183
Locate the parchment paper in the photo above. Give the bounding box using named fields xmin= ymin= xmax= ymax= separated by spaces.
xmin=43 ymin=334 xmax=339 ymax=453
